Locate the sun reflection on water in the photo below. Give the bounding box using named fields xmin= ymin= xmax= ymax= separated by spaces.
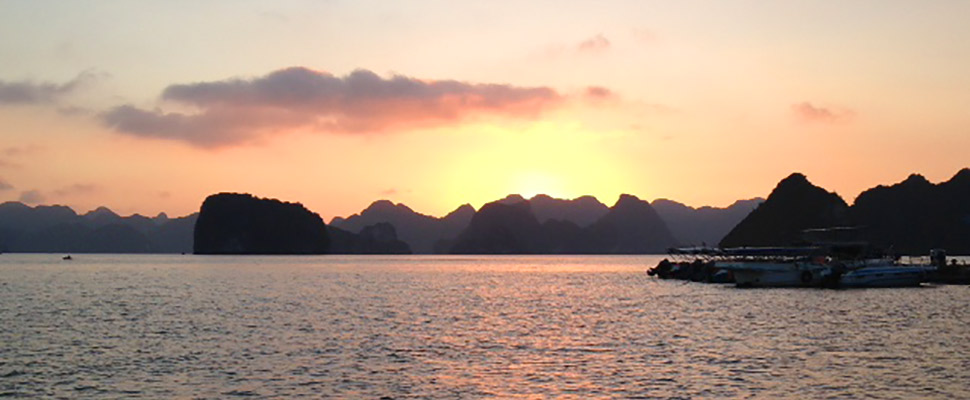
xmin=0 ymin=254 xmax=968 ymax=398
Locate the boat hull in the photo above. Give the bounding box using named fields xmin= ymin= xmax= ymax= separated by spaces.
xmin=718 ymin=262 xmax=826 ymax=288
xmin=839 ymin=266 xmax=926 ymax=288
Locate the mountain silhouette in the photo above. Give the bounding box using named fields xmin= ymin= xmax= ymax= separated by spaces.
xmin=652 ymin=198 xmax=762 ymax=246
xmin=194 ymin=193 xmax=329 ymax=254
xmin=849 ymin=169 xmax=970 ymax=254
xmin=581 ymin=194 xmax=679 ymax=253
xmin=449 ymin=199 xmax=549 ymax=254
xmin=0 ymin=201 xmax=196 ymax=253
xmin=330 ymin=194 xmax=609 ymax=253
xmin=497 ymin=194 xmax=527 ymax=205
xmin=330 ymin=200 xmax=473 ymax=253
xmin=719 ymin=173 xmax=849 ymax=247
xmin=9 ymin=169 xmax=966 ymax=255
xmin=448 ymin=193 xmax=677 ymax=254
xmin=718 ymin=169 xmax=970 ymax=254
xmin=327 ymin=222 xmax=412 ymax=254
xmin=147 ymin=214 xmax=197 ymax=253
xmin=529 ymin=194 xmax=609 ymax=227
xmin=540 ymin=219 xmax=586 ymax=253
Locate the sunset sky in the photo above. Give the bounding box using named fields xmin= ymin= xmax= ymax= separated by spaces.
xmin=2 ymin=1 xmax=969 ymax=220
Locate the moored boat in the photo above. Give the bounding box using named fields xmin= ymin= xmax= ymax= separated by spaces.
xmin=648 ymin=247 xmax=729 ymax=282
xmin=715 ymin=247 xmax=828 ymax=288
xmin=837 ymin=265 xmax=927 ymax=288
xmin=647 ymin=240 xmax=958 ymax=289
xmin=924 ymin=249 xmax=970 ymax=284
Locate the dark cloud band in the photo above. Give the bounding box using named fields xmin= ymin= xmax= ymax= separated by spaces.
xmin=102 ymin=67 xmax=564 ymax=148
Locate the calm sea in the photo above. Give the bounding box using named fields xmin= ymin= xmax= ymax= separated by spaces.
xmin=1 ymin=254 xmax=968 ymax=399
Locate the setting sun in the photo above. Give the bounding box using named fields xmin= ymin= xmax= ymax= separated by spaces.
xmin=0 ymin=1 xmax=968 ymax=220
xmin=3 ymin=2 xmax=970 ymax=399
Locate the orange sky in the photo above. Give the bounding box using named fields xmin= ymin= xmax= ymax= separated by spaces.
xmin=1 ymin=1 xmax=969 ymax=220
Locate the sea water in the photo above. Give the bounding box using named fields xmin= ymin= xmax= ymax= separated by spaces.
xmin=1 ymin=254 xmax=968 ymax=398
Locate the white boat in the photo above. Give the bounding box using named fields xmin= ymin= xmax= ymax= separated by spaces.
xmin=714 ymin=247 xmax=830 ymax=288
xmin=837 ymin=265 xmax=927 ymax=288
xmin=718 ymin=260 xmax=829 ymax=287
xmin=714 ymin=245 xmax=915 ymax=288
xmin=656 ymin=241 xmax=933 ymax=288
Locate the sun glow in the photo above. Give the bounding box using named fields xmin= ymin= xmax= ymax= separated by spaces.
xmin=513 ymin=171 xmax=565 ymax=199
xmin=427 ymin=118 xmax=645 ymax=214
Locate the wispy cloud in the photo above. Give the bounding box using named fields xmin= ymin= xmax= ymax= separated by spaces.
xmin=19 ymin=190 xmax=45 ymax=204
xmin=52 ymin=183 xmax=99 ymax=197
xmin=577 ymin=34 xmax=611 ymax=53
xmin=102 ymin=67 xmax=564 ymax=148
xmin=537 ymin=34 xmax=614 ymax=59
xmin=0 ymin=71 xmax=101 ymax=105
xmin=791 ymin=102 xmax=855 ymax=124
xmin=584 ymin=86 xmax=614 ymax=100
xmin=3 ymin=145 xmax=44 ymax=157
xmin=0 ymin=178 xmax=12 ymax=191
xmin=0 ymin=146 xmax=44 ymax=169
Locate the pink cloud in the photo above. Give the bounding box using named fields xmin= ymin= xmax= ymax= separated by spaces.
xmin=578 ymin=34 xmax=610 ymax=53
xmin=102 ymin=68 xmax=564 ymax=148
xmin=791 ymin=102 xmax=855 ymax=124
xmin=584 ymin=86 xmax=614 ymax=100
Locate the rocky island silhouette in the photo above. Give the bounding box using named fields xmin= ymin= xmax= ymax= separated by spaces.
xmin=1 ymin=168 xmax=968 ymax=255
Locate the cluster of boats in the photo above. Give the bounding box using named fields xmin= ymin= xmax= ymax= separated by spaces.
xmin=648 ymin=245 xmax=968 ymax=288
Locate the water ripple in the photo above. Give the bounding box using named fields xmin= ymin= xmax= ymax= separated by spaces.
xmin=1 ymin=254 xmax=969 ymax=398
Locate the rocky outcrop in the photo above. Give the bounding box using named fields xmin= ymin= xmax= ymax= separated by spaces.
xmin=652 ymin=198 xmax=762 ymax=246
xmin=529 ymin=194 xmax=609 ymax=227
xmin=719 ymin=173 xmax=849 ymax=248
xmin=149 ymin=214 xmax=197 ymax=253
xmin=582 ymin=194 xmax=679 ymax=253
xmin=449 ymin=200 xmax=549 ymax=254
xmin=193 ymin=193 xmax=329 ymax=255
xmin=719 ymin=169 xmax=970 ymax=254
xmin=850 ymin=169 xmax=970 ymax=254
xmin=0 ymin=201 xmax=196 ymax=253
xmin=330 ymin=200 xmax=474 ymax=253
xmin=448 ymin=194 xmax=678 ymax=254
xmin=327 ymin=222 xmax=412 ymax=254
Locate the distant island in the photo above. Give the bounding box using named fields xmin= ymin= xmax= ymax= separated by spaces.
xmin=330 ymin=193 xmax=760 ymax=254
xmin=0 ymin=191 xmax=757 ymax=255
xmin=447 ymin=193 xmax=679 ymax=254
xmin=194 ymin=193 xmax=331 ymax=255
xmin=0 ymin=202 xmax=196 ymax=253
xmin=721 ymin=168 xmax=970 ymax=254
xmin=2 ymin=168 xmax=968 ymax=255
xmin=194 ymin=193 xmax=411 ymax=255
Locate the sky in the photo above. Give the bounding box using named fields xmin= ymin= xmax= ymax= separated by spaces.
xmin=1 ymin=1 xmax=969 ymax=221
